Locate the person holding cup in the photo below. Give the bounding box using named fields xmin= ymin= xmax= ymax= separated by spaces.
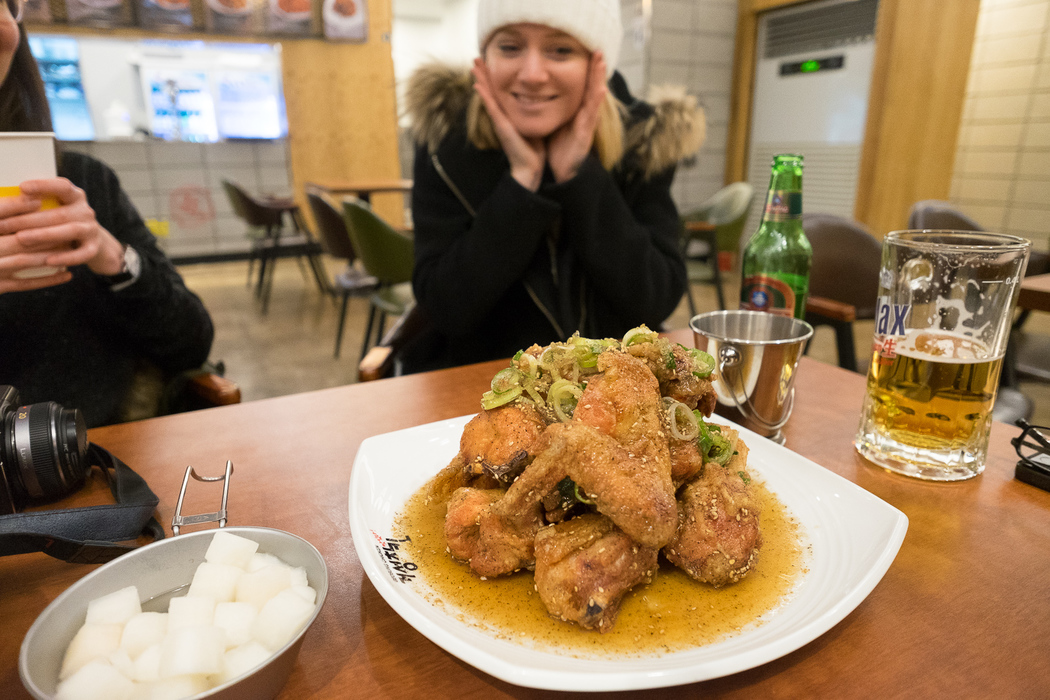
xmin=0 ymin=0 xmax=214 ymax=427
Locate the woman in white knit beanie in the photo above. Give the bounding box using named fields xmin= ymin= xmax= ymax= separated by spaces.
xmin=401 ymin=0 xmax=704 ymax=373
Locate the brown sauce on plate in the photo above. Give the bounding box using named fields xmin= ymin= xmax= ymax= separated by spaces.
xmin=394 ymin=477 xmax=808 ymax=657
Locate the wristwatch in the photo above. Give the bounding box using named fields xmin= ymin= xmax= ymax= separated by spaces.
xmin=101 ymin=244 xmax=142 ymax=289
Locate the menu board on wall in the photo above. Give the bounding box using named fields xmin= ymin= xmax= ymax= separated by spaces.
xmin=266 ymin=0 xmax=315 ymax=36
xmin=137 ymin=0 xmax=195 ymax=31
xmin=22 ymin=0 xmax=53 ymax=23
xmin=204 ymin=0 xmax=265 ymax=35
xmin=321 ymin=0 xmax=366 ymax=42
xmin=64 ymin=0 xmax=135 ymax=27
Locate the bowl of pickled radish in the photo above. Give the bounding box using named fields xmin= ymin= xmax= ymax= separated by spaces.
xmin=20 ymin=527 xmax=327 ymax=700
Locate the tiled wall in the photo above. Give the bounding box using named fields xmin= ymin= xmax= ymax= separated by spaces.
xmin=951 ymin=0 xmax=1050 ymax=251
xmin=63 ymin=140 xmax=293 ymax=260
xmin=646 ymin=0 xmax=738 ymax=215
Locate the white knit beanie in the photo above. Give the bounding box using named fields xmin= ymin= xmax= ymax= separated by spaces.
xmin=477 ymin=0 xmax=623 ymax=75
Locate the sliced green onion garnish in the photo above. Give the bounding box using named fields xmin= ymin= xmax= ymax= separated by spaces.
xmin=490 ymin=367 xmax=522 ymax=395
xmin=622 ymin=326 xmax=657 ymax=347
xmin=481 ymin=385 xmax=522 ymax=410
xmin=548 ymin=379 xmax=584 ymax=422
xmin=689 ymin=349 xmax=715 ymax=378
xmin=573 ymin=483 xmax=594 ymax=504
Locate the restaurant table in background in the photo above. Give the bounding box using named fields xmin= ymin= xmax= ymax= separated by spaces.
xmin=2 ymin=329 xmax=1049 ymax=698
xmin=304 ymin=178 xmax=413 ymax=205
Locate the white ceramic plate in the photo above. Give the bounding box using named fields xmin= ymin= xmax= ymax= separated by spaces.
xmin=349 ymin=415 xmax=908 ymax=691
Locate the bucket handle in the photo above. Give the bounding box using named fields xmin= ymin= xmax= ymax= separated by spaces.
xmin=718 ymin=344 xmax=794 ymax=432
xmin=171 ymin=461 xmax=234 ymax=536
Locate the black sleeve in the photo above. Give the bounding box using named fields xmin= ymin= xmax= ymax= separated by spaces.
xmin=543 ymin=155 xmax=687 ymax=327
xmin=75 ymin=156 xmax=215 ymax=375
xmin=411 ymin=143 xmax=561 ymax=336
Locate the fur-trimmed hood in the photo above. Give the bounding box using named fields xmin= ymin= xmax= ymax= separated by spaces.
xmin=405 ymin=64 xmax=705 ymax=179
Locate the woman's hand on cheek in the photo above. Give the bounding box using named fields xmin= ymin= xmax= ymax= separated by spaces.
xmin=7 ymin=177 xmax=126 ymax=277
xmin=548 ymin=52 xmax=607 ymax=184
xmin=472 ymin=58 xmax=546 ymax=192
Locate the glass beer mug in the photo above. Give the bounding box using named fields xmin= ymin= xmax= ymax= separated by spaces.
xmin=854 ymin=230 xmax=1030 ymax=481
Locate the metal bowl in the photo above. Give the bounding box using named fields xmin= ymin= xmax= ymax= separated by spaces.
xmin=19 ymin=526 xmax=328 ymax=700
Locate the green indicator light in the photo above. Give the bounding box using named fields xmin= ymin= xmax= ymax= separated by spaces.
xmin=800 ymin=60 xmax=820 ymax=73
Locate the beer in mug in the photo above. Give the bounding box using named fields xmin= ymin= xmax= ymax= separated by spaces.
xmin=855 ymin=231 xmax=1029 ymax=481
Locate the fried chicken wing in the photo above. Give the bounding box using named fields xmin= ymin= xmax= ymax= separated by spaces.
xmin=534 ymin=514 xmax=658 ymax=632
xmin=444 ymin=487 xmax=503 ymax=562
xmin=458 ymin=402 xmax=547 ymax=484
xmin=663 ymin=445 xmax=761 ymax=587
xmin=625 ymin=338 xmax=717 ymax=414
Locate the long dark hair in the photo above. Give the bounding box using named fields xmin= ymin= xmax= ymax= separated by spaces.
xmin=0 ymin=26 xmax=53 ymax=132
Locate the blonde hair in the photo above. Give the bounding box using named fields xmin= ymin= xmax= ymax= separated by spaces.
xmin=467 ymin=90 xmax=625 ymax=171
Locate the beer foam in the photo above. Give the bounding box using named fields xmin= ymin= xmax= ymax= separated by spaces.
xmin=895 ymin=329 xmax=999 ymax=363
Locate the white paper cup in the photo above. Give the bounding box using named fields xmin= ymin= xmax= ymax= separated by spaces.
xmin=0 ymin=132 xmax=63 ymax=279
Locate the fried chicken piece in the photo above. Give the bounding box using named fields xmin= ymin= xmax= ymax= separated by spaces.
xmin=534 ymin=513 xmax=658 ymax=632
xmin=625 ymin=337 xmax=717 ymax=414
xmin=664 ymin=446 xmax=761 ymax=587
xmin=669 ymin=424 xmax=743 ymax=489
xmin=458 ymin=402 xmax=548 ymax=484
xmin=444 ymin=487 xmax=504 ymax=562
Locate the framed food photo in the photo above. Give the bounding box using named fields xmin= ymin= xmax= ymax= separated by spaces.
xmin=322 ymin=0 xmax=366 ymax=42
xmin=267 ymin=0 xmax=316 ymax=37
xmin=137 ymin=0 xmax=195 ymax=31
xmin=204 ymin=0 xmax=266 ymax=35
xmin=64 ymin=0 xmax=135 ymax=27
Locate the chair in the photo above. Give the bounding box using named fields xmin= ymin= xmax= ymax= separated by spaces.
xmin=306 ymin=190 xmax=380 ymax=358
xmin=801 ymin=213 xmax=883 ymax=373
xmin=342 ymin=199 xmax=415 ymax=360
xmin=222 ymin=180 xmax=328 ymax=313
xmin=117 ymin=360 xmax=241 ymax=424
xmin=681 ymin=182 xmax=754 ymax=313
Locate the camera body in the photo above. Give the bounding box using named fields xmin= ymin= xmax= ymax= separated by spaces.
xmin=0 ymin=386 xmax=88 ymax=515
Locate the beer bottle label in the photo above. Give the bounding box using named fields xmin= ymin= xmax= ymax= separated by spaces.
xmin=763 ymin=190 xmax=802 ymax=222
xmin=741 ymin=274 xmax=797 ymax=317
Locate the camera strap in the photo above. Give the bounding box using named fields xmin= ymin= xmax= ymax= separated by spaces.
xmin=0 ymin=444 xmax=164 ymax=564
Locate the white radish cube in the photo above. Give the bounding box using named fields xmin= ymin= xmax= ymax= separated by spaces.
xmin=252 ymin=589 xmax=314 ymax=651
xmin=85 ymin=586 xmax=141 ymax=626
xmin=213 ymin=602 xmax=257 ymax=648
xmin=247 ymin=552 xmax=280 ymax=573
xmin=55 ymin=660 xmax=134 ymax=700
xmin=60 ymin=623 xmax=123 ymax=680
xmin=289 ymin=566 xmax=309 ymax=588
xmin=120 ymin=612 xmax=167 ymax=659
xmin=290 ymin=585 xmax=317 ymax=606
xmin=235 ymin=564 xmax=292 ymax=609
xmin=159 ymin=626 xmax=226 ymax=678
xmin=205 ymin=531 xmax=259 ymax=570
xmin=188 ymin=562 xmax=243 ymax=603
xmin=137 ymin=674 xmax=212 ymax=700
xmin=219 ymin=642 xmax=272 ymax=684
xmin=107 ymin=649 xmax=135 ymax=679
xmin=133 ymin=643 xmax=162 ymax=682
xmin=167 ymin=596 xmax=215 ymax=630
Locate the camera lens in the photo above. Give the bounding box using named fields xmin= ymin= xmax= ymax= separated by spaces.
xmin=6 ymin=402 xmax=88 ymax=504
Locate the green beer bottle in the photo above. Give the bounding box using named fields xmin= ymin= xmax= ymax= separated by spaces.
xmin=740 ymin=154 xmax=811 ymax=319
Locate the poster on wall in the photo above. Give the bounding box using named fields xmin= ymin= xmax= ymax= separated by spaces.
xmin=266 ymin=0 xmax=315 ymax=36
xmin=204 ymin=0 xmax=266 ymax=35
xmin=137 ymin=0 xmax=195 ymax=31
xmin=64 ymin=0 xmax=134 ymax=27
xmin=22 ymin=0 xmax=53 ymax=23
xmin=321 ymin=0 xmax=366 ymax=42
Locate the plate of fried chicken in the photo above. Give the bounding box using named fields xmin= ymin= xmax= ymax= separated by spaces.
xmin=349 ymin=329 xmax=908 ymax=691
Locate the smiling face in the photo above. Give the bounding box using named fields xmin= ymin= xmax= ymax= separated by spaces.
xmin=482 ymin=23 xmax=591 ymax=140
xmin=0 ymin=1 xmax=18 ymax=87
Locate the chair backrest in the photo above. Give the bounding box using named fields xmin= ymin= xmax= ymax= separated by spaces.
xmin=803 ymin=213 xmax=883 ymax=319
xmin=707 ymin=182 xmax=755 ymax=226
xmin=907 ymin=200 xmax=984 ymax=231
xmin=342 ymin=199 xmax=414 ymax=285
xmin=222 ymin=180 xmax=282 ymax=228
xmin=306 ymin=190 xmax=356 ymax=261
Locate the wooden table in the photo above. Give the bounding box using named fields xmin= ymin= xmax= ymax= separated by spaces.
xmin=3 ymin=330 xmax=1049 ymax=698
xmin=1018 ymin=272 xmax=1050 ymax=313
xmin=305 ymin=178 xmax=413 ymax=205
